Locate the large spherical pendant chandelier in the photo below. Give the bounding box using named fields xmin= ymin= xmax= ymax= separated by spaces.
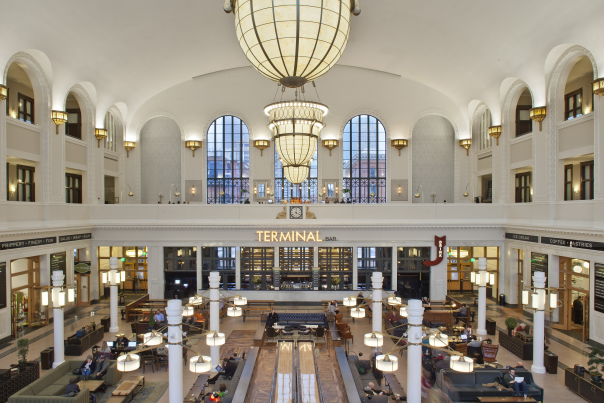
xmin=224 ymin=0 xmax=361 ymax=88
xmin=265 ymin=100 xmax=328 ymax=184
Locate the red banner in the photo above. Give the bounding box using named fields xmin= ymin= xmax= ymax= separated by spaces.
xmin=423 ymin=236 xmax=446 ymax=267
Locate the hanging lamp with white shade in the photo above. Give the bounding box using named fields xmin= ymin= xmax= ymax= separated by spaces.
xmin=375 ymin=354 xmax=398 ymax=372
xmin=117 ymin=354 xmax=140 ymax=372
xmin=189 ymin=355 xmax=212 ymax=373
xmin=364 ymin=332 xmax=384 ymax=347
xmin=343 ymin=296 xmax=357 ymax=307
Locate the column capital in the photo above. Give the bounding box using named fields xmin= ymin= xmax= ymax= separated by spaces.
xmin=51 ymin=270 xmax=64 ymax=286
xmin=209 ymin=271 xmax=220 ymax=288
xmin=166 ymin=299 xmax=183 ymax=325
xmin=478 ymin=257 xmax=487 ymax=271
xmin=532 ymin=271 xmax=546 ymax=289
xmin=406 ymin=299 xmax=424 ymax=325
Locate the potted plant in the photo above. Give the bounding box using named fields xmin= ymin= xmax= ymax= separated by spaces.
xmin=342 ymin=188 xmax=351 ymax=202
xmin=505 ymin=317 xmax=517 ymax=336
xmin=148 ymin=314 xmax=155 ymax=331
xmin=17 ymin=338 xmax=29 ymax=370
xmin=330 ymin=277 xmax=341 ymax=290
xmin=588 ymin=347 xmax=604 ymax=383
xmin=252 ymin=276 xmax=262 ymax=290
xmin=91 ymin=321 xmax=96 ymax=331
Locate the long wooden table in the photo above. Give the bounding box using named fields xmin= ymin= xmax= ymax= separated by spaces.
xmin=275 ymin=342 xmax=294 ymax=403
xmin=112 ymin=376 xmax=144 ymax=397
xmin=298 ymin=342 xmax=320 ymax=403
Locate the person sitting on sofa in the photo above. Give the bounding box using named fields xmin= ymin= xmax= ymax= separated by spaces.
xmin=62 ymin=377 xmax=81 ymax=397
xmin=91 ymin=354 xmax=110 ymax=380
xmin=503 ymin=368 xmax=530 ymax=398
xmin=80 ymin=356 xmax=96 ymax=380
xmin=217 ymin=384 xmax=228 ymax=398
xmin=363 ymin=382 xmax=390 ymax=396
xmin=208 ymin=358 xmax=238 ymax=384
xmin=515 ymin=361 xmax=527 ymax=370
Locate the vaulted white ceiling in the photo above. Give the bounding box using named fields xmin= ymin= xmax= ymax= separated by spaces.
xmin=2 ymin=0 xmax=603 ymax=133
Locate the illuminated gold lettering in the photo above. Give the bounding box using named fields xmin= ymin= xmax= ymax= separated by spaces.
xmin=307 ymin=231 xmax=316 ymax=242
xmin=316 ymin=231 xmax=322 ymax=242
xmin=280 ymin=232 xmax=291 ymax=242
xmin=296 ymin=231 xmax=304 ymax=242
xmin=256 ymin=231 xmax=263 ymax=242
xmin=271 ymin=231 xmax=278 ymax=242
xmin=264 ymin=231 xmax=270 ymax=242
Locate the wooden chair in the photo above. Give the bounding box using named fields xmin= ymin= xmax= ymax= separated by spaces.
xmin=314 ymin=326 xmax=326 ymax=343
xmin=335 ymin=313 xmax=344 ymax=322
xmin=156 ymin=355 xmax=168 ymax=371
xmin=336 ymin=322 xmax=353 ymax=343
xmin=141 ymin=355 xmax=155 ymax=373
xmin=455 ymin=342 xmax=468 ymax=356
xmin=481 ymin=343 xmax=499 ymax=363
xmin=266 ymin=327 xmax=279 ymax=342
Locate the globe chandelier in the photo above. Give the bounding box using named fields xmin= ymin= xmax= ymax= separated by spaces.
xmin=224 ymin=0 xmax=362 ymax=88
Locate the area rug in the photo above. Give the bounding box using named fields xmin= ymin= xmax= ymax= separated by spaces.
xmin=97 ymin=381 xmax=168 ymax=403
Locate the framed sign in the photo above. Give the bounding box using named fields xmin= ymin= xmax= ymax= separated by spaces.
xmin=594 ymin=263 xmax=604 ymax=314
xmin=0 ymin=263 xmax=6 ymax=310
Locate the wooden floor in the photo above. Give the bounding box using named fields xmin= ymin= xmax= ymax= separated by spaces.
xmin=298 ymin=342 xmax=320 ymax=403
xmin=275 ymin=341 xmax=294 ymax=403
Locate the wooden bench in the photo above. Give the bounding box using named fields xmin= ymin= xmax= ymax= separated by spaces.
xmin=184 ymin=374 xmax=209 ymax=403
xmin=253 ymin=323 xmax=266 ymax=347
xmin=246 ymin=300 xmax=274 ymax=308
xmin=231 ymin=347 xmax=260 ymax=403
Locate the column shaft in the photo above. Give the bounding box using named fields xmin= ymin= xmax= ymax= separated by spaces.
xmin=52 ymin=271 xmax=65 ymax=368
xmin=209 ymin=272 xmax=220 ymax=370
xmin=407 ymin=300 xmax=424 ymax=403
xmin=477 ymin=257 xmax=487 ymax=336
xmin=109 ymin=257 xmax=119 ymax=333
xmin=352 ymin=246 xmax=358 ymax=290
xmin=166 ymin=299 xmax=184 ymax=403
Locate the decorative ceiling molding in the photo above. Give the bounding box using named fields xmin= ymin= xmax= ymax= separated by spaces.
xmin=503 ymin=225 xmax=604 ymax=238
xmin=93 ymin=225 xmax=502 ymax=232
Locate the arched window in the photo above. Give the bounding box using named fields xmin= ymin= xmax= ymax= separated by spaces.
xmin=479 ymin=109 xmax=492 ymax=150
xmin=342 ymin=115 xmax=386 ymax=203
xmin=274 ymin=149 xmax=318 ymax=203
xmin=104 ymin=111 xmax=117 ymax=152
xmin=207 ymin=116 xmax=250 ymax=204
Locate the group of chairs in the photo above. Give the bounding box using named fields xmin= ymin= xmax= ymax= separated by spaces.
xmin=454 ymin=341 xmax=499 ymax=364
xmin=266 ymin=325 xmax=326 ymax=342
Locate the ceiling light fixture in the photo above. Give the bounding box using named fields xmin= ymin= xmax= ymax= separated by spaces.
xmin=224 ymin=0 xmax=361 ymax=88
xmin=391 ymin=139 xmax=408 ymax=156
xmin=253 ymin=140 xmax=270 ymax=156
xmin=95 ymin=129 xmax=107 ymax=148
xmin=459 ymin=139 xmax=472 ymax=156
xmin=488 ymin=125 xmax=502 ymax=146
xmin=186 ymin=140 xmax=202 ymax=157
xmin=529 ymin=106 xmax=546 ymax=131
xmin=51 ymin=110 xmax=68 ymax=134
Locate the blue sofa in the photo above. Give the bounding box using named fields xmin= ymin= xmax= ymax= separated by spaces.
xmin=275 ymin=313 xmax=327 ymax=327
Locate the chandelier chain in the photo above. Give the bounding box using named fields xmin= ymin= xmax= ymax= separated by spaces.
xmin=312 ymin=82 xmax=322 ymax=103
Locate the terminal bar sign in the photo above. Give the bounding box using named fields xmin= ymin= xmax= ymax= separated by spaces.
xmin=256 ymin=231 xmax=322 ymax=242
xmin=424 ymin=236 xmax=446 ymax=267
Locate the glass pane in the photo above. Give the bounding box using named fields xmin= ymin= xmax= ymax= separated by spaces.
xmin=473 ymin=247 xmax=485 ymax=257
xmin=486 ymin=247 xmax=498 ymax=258
xmin=568 ymin=96 xmax=574 ymax=110
xmin=519 ymin=110 xmax=530 ymax=120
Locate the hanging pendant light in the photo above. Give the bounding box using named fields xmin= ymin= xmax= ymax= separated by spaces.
xmin=224 ymin=0 xmax=361 ymax=88
xmin=190 ymin=356 xmax=212 ymax=373
xmin=522 ymin=289 xmax=529 ymax=306
xmin=351 ymin=307 xmax=365 ymax=318
xmin=375 ymin=354 xmax=398 ymax=372
xmin=343 ymin=296 xmax=356 ymax=307
xmin=364 ymin=332 xmax=384 ymax=347
xmin=117 ymin=354 xmax=140 ymax=372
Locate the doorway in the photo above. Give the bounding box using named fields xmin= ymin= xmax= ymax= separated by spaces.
xmin=10 ymin=256 xmax=47 ymax=338
xmin=552 ymin=257 xmax=590 ymax=342
xmin=75 ymin=273 xmax=90 ymax=306
xmin=447 ymin=247 xmax=473 ymax=292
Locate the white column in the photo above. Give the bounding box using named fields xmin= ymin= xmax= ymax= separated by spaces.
xmin=548 ymin=255 xmax=560 ymax=323
xmin=235 ymin=247 xmax=241 ymax=290
xmin=531 ymin=271 xmax=547 ymax=374
xmin=352 ymin=246 xmax=358 ymax=290
xmin=406 ymin=300 xmax=425 ymax=403
xmin=196 ymin=245 xmax=202 ymax=294
xmin=273 ymin=247 xmax=279 ymax=268
xmin=372 ymin=272 xmax=383 ymax=336
xmin=166 ymin=299 xmax=184 ymax=403
xmin=391 ymin=247 xmax=397 ymax=292
xmin=209 ymin=271 xmax=220 ymax=371
xmin=109 ymin=257 xmax=119 ymax=333
xmin=313 ymin=246 xmax=319 ymax=267
xmin=477 ymin=257 xmax=487 ymax=336
xmin=52 ymin=270 xmax=65 ymax=368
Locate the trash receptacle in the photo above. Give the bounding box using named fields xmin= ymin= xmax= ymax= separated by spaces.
xmin=499 ymin=294 xmax=505 ymax=306
xmin=40 ymin=348 xmax=54 ymax=370
xmin=486 ymin=318 xmax=496 ymax=335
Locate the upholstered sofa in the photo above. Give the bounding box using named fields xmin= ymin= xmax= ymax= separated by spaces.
xmin=64 ymin=327 xmax=104 ymax=356
xmin=347 ymin=357 xmax=388 ymax=403
xmin=274 ymin=313 xmax=327 ymax=327
xmin=385 ymin=320 xmax=407 ymax=338
xmin=9 ymin=360 xmax=122 ymax=403
xmin=203 ymin=359 xmax=246 ymax=403
xmin=436 ymin=369 xmax=544 ymax=402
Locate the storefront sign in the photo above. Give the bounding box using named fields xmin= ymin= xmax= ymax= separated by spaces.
xmin=540 ymin=237 xmax=604 ymax=252
xmin=0 ymin=236 xmax=56 ymax=250
xmin=50 ymin=252 xmax=67 ymax=275
xmin=505 ymin=233 xmax=539 ymax=243
xmin=256 ymin=231 xmax=322 ymax=242
xmin=324 ymin=237 xmax=337 ymax=242
xmin=531 ymin=252 xmax=548 ymax=288
xmin=59 ymin=233 xmax=92 ymax=243
xmin=594 ymin=263 xmax=604 ymax=314
xmin=424 ymin=236 xmax=446 ymax=267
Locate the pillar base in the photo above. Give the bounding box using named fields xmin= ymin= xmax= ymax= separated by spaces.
xmin=109 ymin=326 xmax=120 ymax=333
xmin=477 ymin=330 xmax=487 ymax=336
xmin=52 ymin=360 xmax=65 ymax=369
xmin=531 ymin=365 xmax=546 ymax=374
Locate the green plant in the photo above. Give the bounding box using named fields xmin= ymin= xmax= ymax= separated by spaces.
xmin=588 ymin=348 xmax=604 ymax=376
xmin=252 ymin=276 xmax=262 ymax=285
xmin=330 ymin=277 xmax=341 ymax=286
xmin=505 ymin=317 xmax=517 ymax=329
xmin=148 ymin=314 xmax=155 ymax=329
xmin=17 ymin=338 xmax=29 ymax=363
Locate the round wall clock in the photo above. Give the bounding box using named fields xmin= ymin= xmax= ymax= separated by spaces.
xmin=290 ymin=206 xmax=303 ymax=219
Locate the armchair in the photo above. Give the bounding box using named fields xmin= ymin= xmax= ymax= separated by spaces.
xmin=481 ymin=342 xmax=499 ymax=363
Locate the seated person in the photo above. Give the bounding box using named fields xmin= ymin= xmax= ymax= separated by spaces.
xmin=154 ymin=310 xmax=165 ymax=323
xmin=80 ymin=355 xmax=96 ymax=380
xmin=99 ymin=341 xmax=112 ymax=354
xmin=116 ymin=335 xmax=130 ymax=347
xmin=454 ymin=304 xmax=468 ymax=324
xmin=363 ymin=382 xmax=391 ymax=396
xmin=515 ymin=361 xmax=527 ymax=370
xmin=503 ymin=368 xmax=530 ymax=398
xmin=91 ymin=355 xmax=110 ymax=380
xmin=217 ymin=384 xmax=228 ymax=398
xmin=463 ymin=325 xmax=476 ymax=340
xmin=208 ymin=359 xmax=239 ymax=384
xmin=468 ymin=338 xmax=482 ymax=347
xmin=62 ymin=377 xmax=80 ymax=397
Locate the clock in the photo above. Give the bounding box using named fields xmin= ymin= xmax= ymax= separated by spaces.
xmin=290 ymin=206 xmax=303 ymax=219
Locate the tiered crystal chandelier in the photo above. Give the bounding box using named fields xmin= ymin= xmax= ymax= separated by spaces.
xmin=265 ymin=100 xmax=328 ymax=183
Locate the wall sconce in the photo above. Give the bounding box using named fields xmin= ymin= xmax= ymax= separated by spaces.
xmin=391 ymin=139 xmax=408 ymax=156
xmin=10 ymin=185 xmax=15 ymax=194
xmin=253 ymin=140 xmax=270 ymax=156
xmin=335 ymin=186 xmax=339 ymax=195
xmin=322 ymin=140 xmax=339 ymax=156
xmin=186 ymin=140 xmax=202 ymax=157
xmin=192 ymin=186 xmax=196 ymax=195
xmin=95 ymin=129 xmax=107 ymax=148
xmin=574 ymin=186 xmax=579 ymax=194
xmin=414 ymin=185 xmax=424 ymax=203
xmin=124 ymin=141 xmax=136 ymax=157
xmin=459 ymin=139 xmax=472 ymax=156
xmin=592 ymin=77 xmax=604 ymax=97
xmin=254 ymin=186 xmax=257 ymax=194
xmin=488 ymin=126 xmax=502 ymax=146
xmin=398 ymin=185 xmax=402 ymax=194
xmin=528 ymin=106 xmax=546 ymax=131
xmin=51 ymin=110 xmax=68 ymax=134
xmin=0 ymin=84 xmax=7 ymax=101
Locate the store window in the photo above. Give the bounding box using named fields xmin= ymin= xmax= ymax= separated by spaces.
xmin=515 ymin=172 xmax=532 ymax=203
xmin=201 ymin=247 xmax=236 ymax=290
xmin=397 ymin=247 xmax=430 ymax=298
xmin=564 ymin=164 xmax=573 ymax=201
xmin=565 ymin=89 xmax=583 ymax=120
xmin=66 ymin=109 xmax=81 ymax=139
xmin=206 ymin=116 xmax=250 ymax=204
xmin=98 ymin=246 xmax=148 ymax=294
xmin=65 ymin=173 xmax=82 ymax=204
xmin=274 ymin=147 xmax=318 ymax=203
xmin=343 ymin=114 xmax=387 ymax=203
xmin=164 ymin=247 xmax=196 ymax=299
xmin=279 ymin=247 xmax=313 ymax=290
xmin=18 ymin=93 xmax=34 ymax=124
xmin=358 ymin=247 xmax=392 ymax=291
xmin=447 ymin=247 xmax=473 ymax=292
xmin=164 ymin=247 xmax=197 ymax=271
xmin=580 ymin=160 xmax=594 ymax=200
xmin=319 ymin=247 xmax=353 ymax=291
xmin=17 ymin=165 xmax=35 ymax=202
xmin=241 ymin=247 xmax=274 ymax=290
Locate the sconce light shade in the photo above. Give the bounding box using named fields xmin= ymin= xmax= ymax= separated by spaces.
xmin=351 ymin=307 xmax=365 ymax=318
xmin=376 ymin=354 xmax=398 ymax=372
xmin=592 ymin=78 xmax=604 ymax=97
xmin=121 ymin=271 xmax=126 ymax=282
xmin=489 ymin=273 xmax=495 ymax=285
xmin=102 ymin=272 xmax=108 ymax=284
xmin=488 ymin=126 xmax=502 ymax=146
xmin=51 ymin=110 xmax=68 ymax=134
xmin=42 ymin=290 xmax=49 ymax=306
xmin=343 ymin=296 xmax=356 ymax=307
xmin=550 ymin=292 xmax=558 ymax=309
xmin=68 ymin=288 xmax=75 ymax=303
xmin=117 ymin=354 xmax=140 ymax=372
xmin=364 ymin=332 xmax=384 ymax=347
xmin=253 ymin=140 xmax=270 ymax=156
xmin=529 ymin=106 xmax=547 ymax=131
xmin=95 ymin=129 xmax=107 ymax=148
xmin=531 ymin=292 xmax=539 ymax=309
xmin=459 ymin=139 xmax=472 ymax=156
xmin=470 ymin=272 xmax=476 ymax=283
xmin=124 ymin=141 xmax=136 ymax=158
xmin=322 ymin=139 xmax=339 ymax=156
xmin=391 ymin=139 xmax=408 ymax=156
xmin=58 ymin=291 xmax=66 ymax=307
xmin=186 ymin=140 xmax=202 ymax=157
xmin=190 ymin=356 xmax=211 ymax=373
xmin=0 ymin=84 xmax=7 ymax=101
